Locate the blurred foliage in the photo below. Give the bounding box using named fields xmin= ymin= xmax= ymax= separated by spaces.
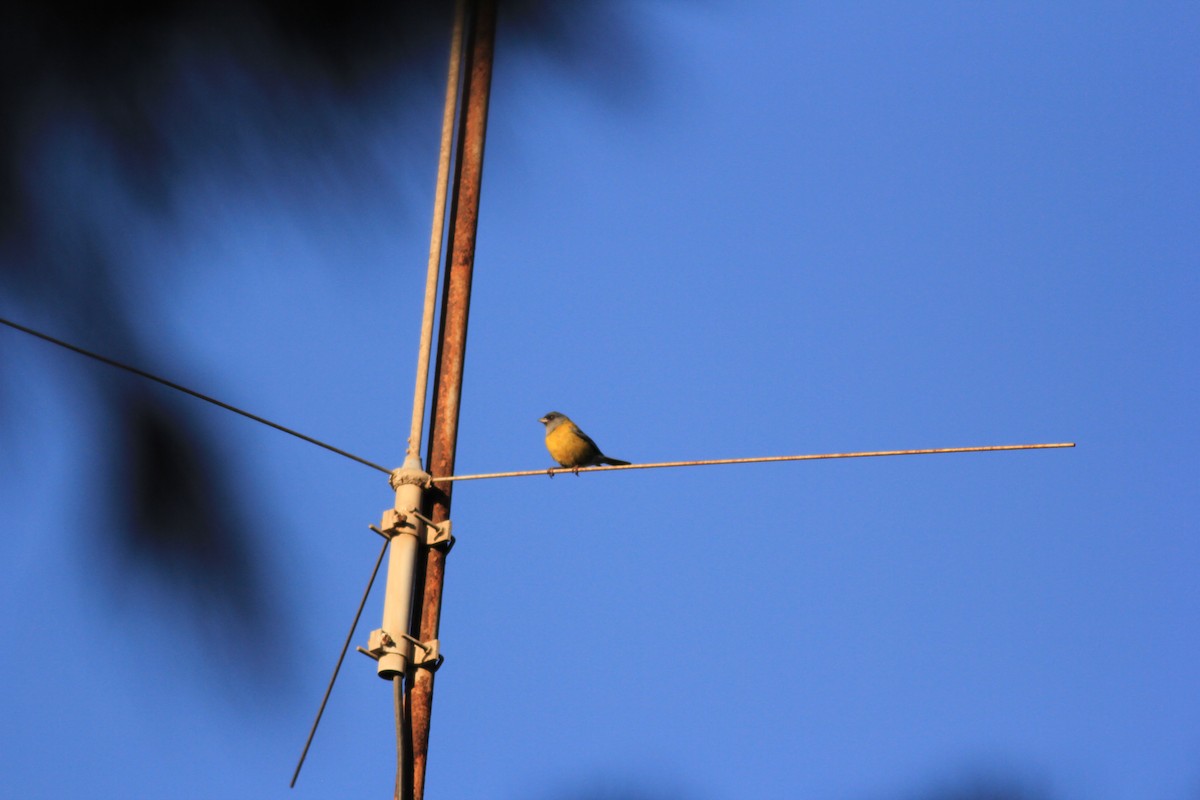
xmin=0 ymin=0 xmax=641 ymax=676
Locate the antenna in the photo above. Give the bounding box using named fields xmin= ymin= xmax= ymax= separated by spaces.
xmin=288 ymin=1 xmax=1075 ymax=797
xmin=289 ymin=0 xmax=468 ymax=792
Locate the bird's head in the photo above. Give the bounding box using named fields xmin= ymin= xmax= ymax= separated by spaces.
xmin=539 ymin=411 xmax=567 ymax=430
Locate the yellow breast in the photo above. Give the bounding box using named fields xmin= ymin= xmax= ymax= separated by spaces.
xmin=545 ymin=423 xmax=597 ymax=467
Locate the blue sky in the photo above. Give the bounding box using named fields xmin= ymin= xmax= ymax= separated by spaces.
xmin=2 ymin=2 xmax=1198 ymax=798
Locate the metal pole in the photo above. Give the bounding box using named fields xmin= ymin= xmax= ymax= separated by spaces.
xmin=408 ymin=1 xmax=496 ymax=798
xmin=408 ymin=0 xmax=468 ymax=463
xmin=376 ymin=474 xmax=423 ymax=680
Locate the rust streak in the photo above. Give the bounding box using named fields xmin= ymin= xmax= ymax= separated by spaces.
xmin=408 ymin=2 xmax=496 ymax=798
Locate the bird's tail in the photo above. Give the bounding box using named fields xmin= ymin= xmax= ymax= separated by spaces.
xmin=599 ymin=456 xmax=631 ymax=466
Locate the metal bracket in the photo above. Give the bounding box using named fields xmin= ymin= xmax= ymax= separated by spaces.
xmin=376 ymin=507 xmax=453 ymax=549
xmin=358 ymin=629 xmax=441 ymax=669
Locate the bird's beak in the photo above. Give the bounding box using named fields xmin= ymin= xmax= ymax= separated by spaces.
xmin=538 ymin=416 xmax=548 ymax=424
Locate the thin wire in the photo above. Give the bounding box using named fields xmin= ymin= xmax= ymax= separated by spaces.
xmin=407 ymin=0 xmax=468 ymax=462
xmin=291 ymin=535 xmax=392 ymax=788
xmin=432 ymin=442 xmax=1076 ymax=482
xmin=393 ymin=674 xmax=407 ymax=800
xmin=0 ymin=316 xmax=391 ymax=475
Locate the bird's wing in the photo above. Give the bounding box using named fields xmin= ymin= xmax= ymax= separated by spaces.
xmin=570 ymin=426 xmax=601 ymax=453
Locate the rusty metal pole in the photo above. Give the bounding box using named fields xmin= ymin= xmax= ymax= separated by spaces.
xmin=407 ymin=1 xmax=496 ymax=798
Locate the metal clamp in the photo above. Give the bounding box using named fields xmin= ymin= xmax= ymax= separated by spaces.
xmin=358 ymin=629 xmax=441 ymax=669
xmin=374 ymin=508 xmax=454 ymax=549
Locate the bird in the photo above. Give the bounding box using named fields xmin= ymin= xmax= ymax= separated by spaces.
xmin=539 ymin=411 xmax=630 ymax=474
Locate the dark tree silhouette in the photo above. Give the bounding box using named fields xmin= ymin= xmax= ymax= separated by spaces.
xmin=0 ymin=0 xmax=643 ymax=675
